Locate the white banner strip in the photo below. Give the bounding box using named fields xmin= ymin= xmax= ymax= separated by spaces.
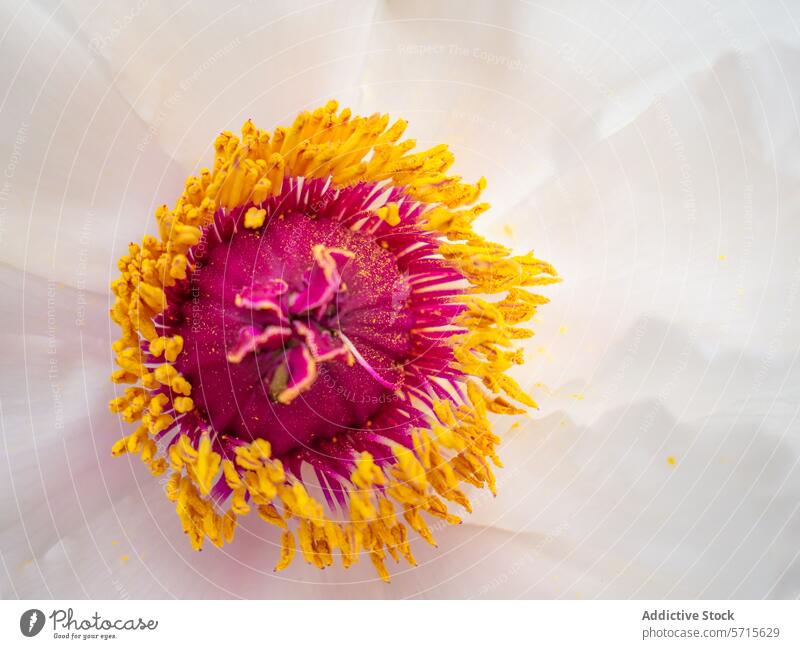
xmin=1 ymin=600 xmax=797 ymax=647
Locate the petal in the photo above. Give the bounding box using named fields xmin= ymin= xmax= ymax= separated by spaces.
xmin=56 ymin=0 xmax=380 ymax=169
xmin=514 ymin=42 xmax=800 ymax=417
xmin=0 ymin=267 xmax=135 ymax=597
xmin=466 ymin=315 xmax=800 ymax=598
xmin=0 ymin=2 xmax=187 ymax=294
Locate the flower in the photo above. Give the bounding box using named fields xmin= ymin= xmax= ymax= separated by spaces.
xmin=108 ymin=101 xmax=557 ymax=579
xmin=5 ymin=1 xmax=798 ymax=601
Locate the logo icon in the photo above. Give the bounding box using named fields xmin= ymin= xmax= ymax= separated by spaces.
xmin=20 ymin=609 xmax=45 ymax=637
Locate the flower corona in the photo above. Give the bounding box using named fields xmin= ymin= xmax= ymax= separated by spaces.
xmin=109 ymin=101 xmax=557 ymax=580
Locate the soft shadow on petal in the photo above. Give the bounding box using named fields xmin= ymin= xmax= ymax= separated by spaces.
xmin=0 ymin=266 xmax=125 ymax=597
xmin=515 ymin=43 xmax=800 ymax=391
xmin=58 ymin=0 xmax=381 ymax=168
xmin=468 ymin=317 xmax=800 ymax=598
xmin=358 ymin=1 xmax=798 ymax=218
xmin=0 ymin=3 xmax=190 ymax=293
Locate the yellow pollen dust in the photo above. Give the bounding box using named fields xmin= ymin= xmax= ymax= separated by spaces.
xmin=244 ymin=207 xmax=266 ymax=229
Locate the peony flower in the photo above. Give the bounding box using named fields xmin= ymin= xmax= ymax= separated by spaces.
xmin=3 ymin=1 xmax=798 ymax=599
xmin=108 ymin=102 xmax=556 ymax=579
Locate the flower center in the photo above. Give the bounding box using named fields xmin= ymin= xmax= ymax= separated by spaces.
xmin=174 ymin=208 xmax=413 ymax=456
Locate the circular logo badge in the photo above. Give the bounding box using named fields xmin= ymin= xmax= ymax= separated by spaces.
xmin=20 ymin=609 xmax=45 ymax=637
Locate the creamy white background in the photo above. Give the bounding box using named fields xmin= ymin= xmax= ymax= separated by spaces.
xmin=1 ymin=0 xmax=799 ymax=599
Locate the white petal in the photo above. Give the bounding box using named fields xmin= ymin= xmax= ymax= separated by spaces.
xmin=0 ymin=3 xmax=192 ymax=294
xmin=58 ymin=0 xmax=380 ymax=168
xmin=0 ymin=266 xmax=125 ymax=597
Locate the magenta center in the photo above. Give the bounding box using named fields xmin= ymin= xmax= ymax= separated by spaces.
xmin=175 ymin=208 xmax=413 ymax=456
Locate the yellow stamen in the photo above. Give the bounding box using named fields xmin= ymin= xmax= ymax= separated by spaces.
xmin=243 ymin=206 xmax=266 ymax=229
